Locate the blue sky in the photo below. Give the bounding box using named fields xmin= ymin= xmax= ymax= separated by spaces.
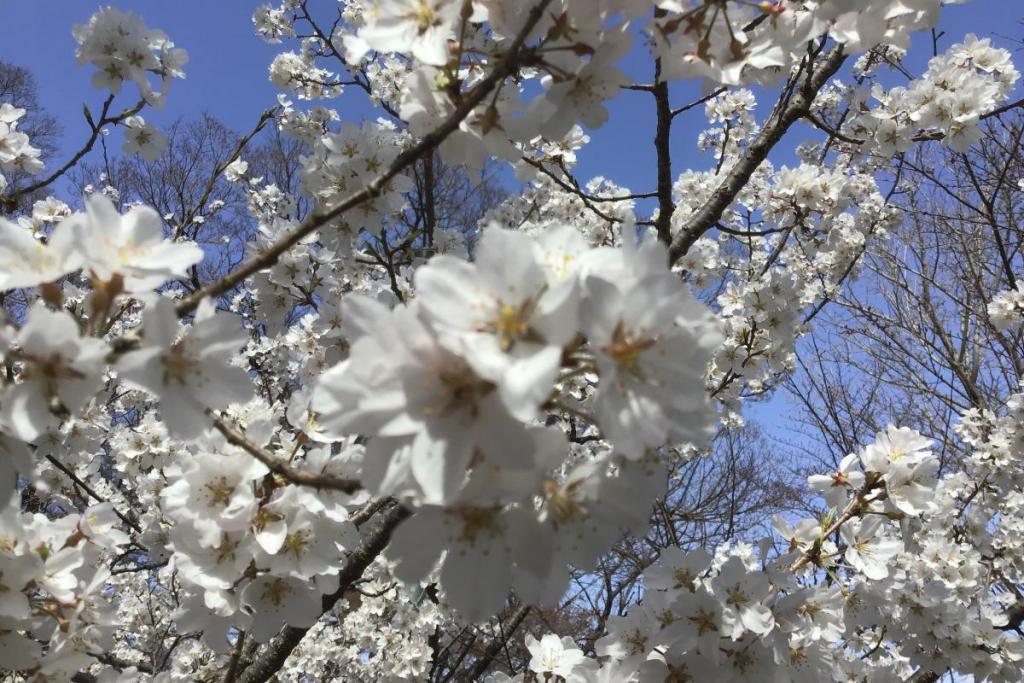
xmin=2 ymin=0 xmax=1020 ymax=204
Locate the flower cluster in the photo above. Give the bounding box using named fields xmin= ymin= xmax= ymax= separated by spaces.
xmin=311 ymin=225 xmax=721 ymax=618
xmin=488 ymin=424 xmax=1024 ymax=682
xmin=0 ymin=103 xmax=43 ymax=185
xmin=0 ymin=498 xmax=127 ymax=679
xmin=850 ymin=34 xmax=1019 ymax=154
xmin=73 ymin=6 xmax=188 ymax=106
xmin=299 ymin=120 xmax=413 ymax=243
xmin=989 ymin=284 xmax=1024 ymax=330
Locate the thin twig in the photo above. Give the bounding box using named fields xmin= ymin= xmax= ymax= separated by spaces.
xmin=45 ymin=454 xmax=142 ymax=533
xmin=208 ymin=411 xmax=362 ymax=494
xmin=175 ymin=0 xmax=555 ymax=317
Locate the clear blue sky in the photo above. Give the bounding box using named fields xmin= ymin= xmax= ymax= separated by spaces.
xmin=1 ymin=0 xmax=1020 ymax=204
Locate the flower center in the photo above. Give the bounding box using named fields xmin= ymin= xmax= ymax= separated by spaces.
xmin=602 ymin=322 xmax=657 ymax=377
xmin=412 ymin=1 xmax=438 ymax=32
xmin=454 ymin=507 xmax=503 ymax=545
xmin=487 ymin=301 xmax=531 ymax=351
xmin=204 ymin=477 xmax=234 ymax=507
xmin=261 ymin=578 xmax=291 ymax=606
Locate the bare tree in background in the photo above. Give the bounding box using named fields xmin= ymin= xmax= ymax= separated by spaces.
xmin=424 ymin=422 xmax=797 ymax=681
xmin=405 ymin=151 xmax=510 ymax=250
xmin=785 ymin=110 xmax=1024 ymax=492
xmin=0 ymin=61 xmax=61 ymax=212
xmin=70 ymin=115 xmax=266 ymax=291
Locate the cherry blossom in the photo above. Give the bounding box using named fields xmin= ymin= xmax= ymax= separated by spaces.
xmin=65 ymin=193 xmax=204 ymax=291
xmin=121 ymin=115 xmax=169 ymax=161
xmin=0 ymin=303 xmax=108 ymax=442
xmin=3 ymin=2 xmax=1024 ymax=681
xmin=116 ymin=297 xmax=253 ymax=440
xmin=0 ymin=213 xmax=80 ymax=290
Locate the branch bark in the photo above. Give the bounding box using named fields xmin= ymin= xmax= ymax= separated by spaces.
xmin=45 ymin=454 xmax=142 ymax=533
xmin=1 ymin=95 xmax=145 ymax=208
xmin=208 ymin=411 xmax=362 ymax=493
xmin=652 ymin=25 xmax=675 ymax=246
xmin=462 ymin=605 xmax=531 ymax=681
xmin=667 ymin=45 xmax=846 ymax=264
xmin=234 ymin=502 xmax=411 ymax=683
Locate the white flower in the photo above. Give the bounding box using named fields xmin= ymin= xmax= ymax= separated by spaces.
xmin=773 ymin=515 xmax=822 ymax=553
xmin=73 ymin=7 xmax=188 ymax=105
xmin=65 ymin=194 xmax=203 ymax=291
xmin=527 ymin=25 xmax=632 ymax=140
xmin=840 ymin=517 xmax=902 ymax=580
xmin=253 ymin=4 xmax=295 ymax=44
xmin=224 ymin=158 xmax=249 ymax=182
xmin=162 ymin=450 xmax=268 ymax=546
xmin=988 ymin=285 xmax=1024 ymax=330
xmin=637 ymin=649 xmax=718 ymax=683
xmin=595 ymin=606 xmax=662 ymax=669
xmin=388 ymin=505 xmax=539 ymax=622
xmin=345 ymin=0 xmax=462 ymax=66
xmin=78 ymin=502 xmax=131 ymax=550
xmin=0 ymin=104 xmax=25 ymax=125
xmin=121 ymin=116 xmax=168 ymax=161
xmin=116 ymin=297 xmax=254 ymax=440
xmin=36 ymin=546 xmax=84 ymax=602
xmin=885 ymin=456 xmax=940 ymax=517
xmin=583 ymin=236 xmax=722 ymax=456
xmin=777 ymin=585 xmax=845 ymax=643
xmin=0 ymin=551 xmax=41 ymax=619
xmin=661 ymin=589 xmax=722 ymax=655
xmin=255 ymin=492 xmax=357 ymax=579
xmin=807 ymin=453 xmax=865 ymax=509
xmin=643 ymin=546 xmax=713 ymax=593
xmin=860 ymin=425 xmax=933 ymax=474
xmin=526 ymin=633 xmax=586 ymax=679
xmin=0 ymin=303 xmax=108 ymax=442
xmin=0 ymin=630 xmax=43 ymax=671
xmin=0 ymin=106 xmax=43 ymax=174
xmin=31 ymin=197 xmax=71 ymax=224
xmin=711 ymin=556 xmax=775 ymax=639
xmin=312 ymin=296 xmax=537 ymax=505
xmin=0 ymin=436 xmax=31 ymax=506
xmin=173 ymin=527 xmax=254 ymax=600
xmin=241 ymin=575 xmax=322 ymax=642
xmin=871 ymin=118 xmax=913 ymax=157
xmin=414 ymin=226 xmax=579 ymax=422
xmin=0 ymin=215 xmax=80 ymax=290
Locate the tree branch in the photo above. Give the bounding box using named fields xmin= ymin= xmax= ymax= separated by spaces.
xmin=208 ymin=411 xmax=362 ymax=494
xmin=652 ymin=12 xmax=675 ymax=246
xmin=174 ymin=107 xmax=279 ymax=239
xmin=233 ymin=502 xmax=411 ymax=683
xmin=463 ymin=604 xmax=531 ymax=681
xmin=667 ymin=45 xmax=846 ymax=264
xmin=2 ymin=95 xmax=145 ymax=207
xmin=45 ymin=454 xmax=142 ymax=533
xmin=175 ymin=0 xmax=555 ymax=316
